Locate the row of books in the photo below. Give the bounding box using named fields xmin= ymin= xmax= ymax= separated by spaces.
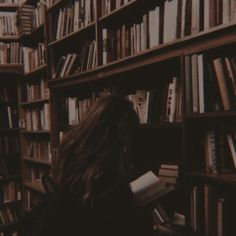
xmin=0 ymin=106 xmax=18 ymax=129
xmin=16 ymin=3 xmax=45 ymax=36
xmin=0 ymin=181 xmax=21 ymax=203
xmin=0 ymin=136 xmax=19 ymax=156
xmin=158 ymin=163 xmax=179 ymax=184
xmin=52 ymin=0 xmax=96 ymax=41
xmin=0 ymin=12 xmax=17 ymax=37
xmin=23 ymin=44 xmax=46 ymax=73
xmin=60 ymin=89 xmax=111 ymax=126
xmin=102 ymin=0 xmax=236 ymax=65
xmin=0 ymin=0 xmax=19 ymax=3
xmin=24 ymin=104 xmax=50 ymax=131
xmin=185 ymin=54 xmax=236 ymax=114
xmin=22 ymin=78 xmax=49 ymax=102
xmin=203 ymin=127 xmax=236 ymax=173
xmin=101 ymin=0 xmax=132 ymax=16
xmin=0 ymin=43 xmax=22 ymax=64
xmin=0 ymin=205 xmax=20 ymax=226
xmin=26 ymin=139 xmax=51 ymax=162
xmin=25 ymin=189 xmax=41 ymax=210
xmin=190 ymin=185 xmax=236 ymax=236
xmin=128 ymin=78 xmax=182 ymax=124
xmin=27 ymin=166 xmax=49 ymax=183
xmin=53 ymin=40 xmax=96 ymax=79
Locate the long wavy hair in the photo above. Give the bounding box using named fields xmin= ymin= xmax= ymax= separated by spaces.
xmin=53 ymin=95 xmax=139 ymax=205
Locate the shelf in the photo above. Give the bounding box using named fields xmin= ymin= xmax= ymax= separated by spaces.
xmin=50 ymin=22 xmax=236 ymax=90
xmin=48 ymin=22 xmax=96 ymax=48
xmin=188 ymin=171 xmax=236 ymax=185
xmin=0 ymin=36 xmax=18 ymax=42
xmin=24 ymin=64 xmax=47 ymax=78
xmin=185 ymin=111 xmax=236 ymax=120
xmin=0 ymin=200 xmax=22 ymax=208
xmin=0 ymin=175 xmax=21 ymax=183
xmin=0 ymin=128 xmax=19 ymax=133
xmin=139 ymin=123 xmax=182 ymax=129
xmin=47 ymin=0 xmax=69 ymax=12
xmin=22 ymin=156 xmax=51 ymax=166
xmin=21 ymin=130 xmax=51 ymax=134
xmin=0 ymin=64 xmax=23 ymax=75
xmin=99 ymin=0 xmax=139 ymax=22
xmin=0 ymin=3 xmax=19 ymax=10
xmin=19 ymin=23 xmax=45 ymax=43
xmin=20 ymin=98 xmax=49 ymax=106
xmin=24 ymin=181 xmax=45 ymax=194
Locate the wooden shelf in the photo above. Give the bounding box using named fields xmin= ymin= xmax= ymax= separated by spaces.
xmin=188 ymin=171 xmax=236 ymax=185
xmin=185 ymin=111 xmax=236 ymax=120
xmin=22 ymin=156 xmax=51 ymax=166
xmin=0 ymin=36 xmax=18 ymax=42
xmin=24 ymin=64 xmax=47 ymax=78
xmin=0 ymin=3 xmax=19 ymax=10
xmin=0 ymin=64 xmax=23 ymax=75
xmin=0 ymin=128 xmax=19 ymax=133
xmin=139 ymin=123 xmax=182 ymax=129
xmin=0 ymin=200 xmax=22 ymax=208
xmin=21 ymin=130 xmax=51 ymax=134
xmin=0 ymin=175 xmax=21 ymax=183
xmin=50 ymin=22 xmax=236 ymax=90
xmin=48 ymin=22 xmax=96 ymax=48
xmin=20 ymin=98 xmax=49 ymax=106
xmin=24 ymin=181 xmax=45 ymax=194
xmin=47 ymin=0 xmax=69 ymax=12
xmin=99 ymin=0 xmax=139 ymax=23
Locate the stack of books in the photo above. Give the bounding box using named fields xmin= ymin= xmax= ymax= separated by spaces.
xmin=16 ymin=4 xmax=34 ymax=37
xmin=158 ymin=163 xmax=179 ymax=184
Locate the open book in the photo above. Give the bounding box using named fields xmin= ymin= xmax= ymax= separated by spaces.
xmin=129 ymin=171 xmax=175 ymax=207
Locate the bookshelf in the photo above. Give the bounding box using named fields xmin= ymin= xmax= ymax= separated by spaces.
xmin=17 ymin=0 xmax=51 ymax=213
xmin=43 ymin=1 xmax=236 ymax=235
xmin=0 ymin=2 xmax=23 ymax=235
xmin=0 ymin=62 xmax=22 ymax=236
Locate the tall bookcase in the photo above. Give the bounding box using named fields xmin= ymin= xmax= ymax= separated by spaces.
xmin=44 ymin=1 xmax=236 ymax=235
xmin=0 ymin=1 xmax=23 ymax=235
xmin=17 ymin=0 xmax=51 ymax=211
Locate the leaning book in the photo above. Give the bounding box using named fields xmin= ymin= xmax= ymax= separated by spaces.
xmin=129 ymin=171 xmax=175 ymax=207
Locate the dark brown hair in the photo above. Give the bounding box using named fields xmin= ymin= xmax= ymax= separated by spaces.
xmin=53 ymin=95 xmax=139 ymax=205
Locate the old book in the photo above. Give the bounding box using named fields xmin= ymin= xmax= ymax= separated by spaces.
xmin=213 ymin=58 xmax=231 ymax=110
xmin=129 ymin=171 xmax=174 ymax=207
xmin=191 ymin=54 xmax=199 ymax=113
xmin=198 ymin=54 xmax=205 ymax=113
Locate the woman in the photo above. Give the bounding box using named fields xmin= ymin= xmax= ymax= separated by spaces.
xmin=40 ymin=95 xmax=153 ymax=236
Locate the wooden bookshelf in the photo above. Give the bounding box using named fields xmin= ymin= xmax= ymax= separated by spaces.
xmin=18 ymin=0 xmax=52 ymax=213
xmin=14 ymin=0 xmax=236 ymax=235
xmin=0 ymin=65 xmax=23 ymax=74
xmin=24 ymin=64 xmax=47 ymax=77
xmin=23 ymin=182 xmax=45 ymax=194
xmin=0 ymin=3 xmax=19 ymax=10
xmin=48 ymin=22 xmax=96 ymax=47
xmin=189 ymin=171 xmax=236 ymax=186
xmin=20 ymin=98 xmax=49 ymax=106
xmin=22 ymin=156 xmax=51 ymax=166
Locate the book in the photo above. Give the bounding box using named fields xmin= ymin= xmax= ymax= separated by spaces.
xmin=129 ymin=171 xmax=175 ymax=206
